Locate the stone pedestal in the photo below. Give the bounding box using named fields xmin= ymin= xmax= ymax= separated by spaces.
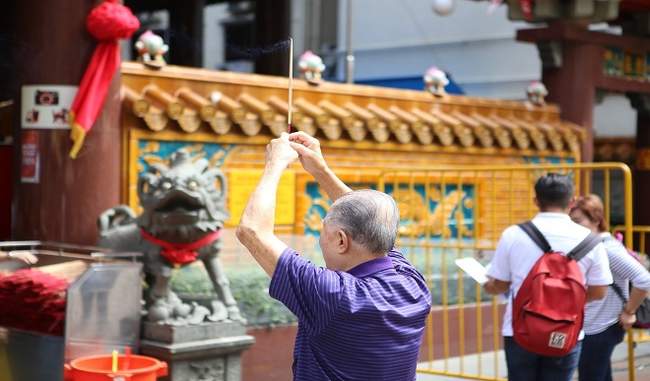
xmin=140 ymin=322 xmax=254 ymax=381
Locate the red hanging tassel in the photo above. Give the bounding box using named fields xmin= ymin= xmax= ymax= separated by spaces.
xmin=69 ymin=0 xmax=139 ymax=158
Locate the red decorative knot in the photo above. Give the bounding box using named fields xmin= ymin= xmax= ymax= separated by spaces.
xmin=140 ymin=229 xmax=224 ymax=266
xmin=86 ymin=0 xmax=140 ymax=42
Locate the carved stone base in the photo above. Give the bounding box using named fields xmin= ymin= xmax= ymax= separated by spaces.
xmin=141 ymin=322 xmax=255 ymax=381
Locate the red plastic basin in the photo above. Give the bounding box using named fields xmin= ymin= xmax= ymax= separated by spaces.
xmin=64 ymin=354 xmax=168 ymax=381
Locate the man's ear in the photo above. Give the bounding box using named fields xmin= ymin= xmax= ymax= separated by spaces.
xmin=533 ymin=197 xmax=539 ymax=208
xmin=336 ymin=229 xmax=350 ymax=254
xmin=566 ymin=196 xmax=577 ymax=211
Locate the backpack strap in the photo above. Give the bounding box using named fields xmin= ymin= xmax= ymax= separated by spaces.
xmin=567 ymin=233 xmax=601 ymax=261
xmin=518 ymin=221 xmax=552 ymax=252
xmin=610 ymin=282 xmax=628 ymax=304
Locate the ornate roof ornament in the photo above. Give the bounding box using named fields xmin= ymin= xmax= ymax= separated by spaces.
xmin=298 ymin=51 xmax=326 ymax=86
xmin=424 ymin=67 xmax=449 ymax=97
xmin=526 ymin=81 xmax=548 ymax=107
xmin=136 ymin=30 xmax=169 ymax=69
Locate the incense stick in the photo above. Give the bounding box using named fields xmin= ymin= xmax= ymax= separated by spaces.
xmin=112 ymin=350 xmax=118 ymax=372
xmin=288 ymin=37 xmax=294 ymax=133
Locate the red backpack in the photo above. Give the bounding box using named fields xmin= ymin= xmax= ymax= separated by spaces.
xmin=514 ymin=221 xmax=601 ymax=357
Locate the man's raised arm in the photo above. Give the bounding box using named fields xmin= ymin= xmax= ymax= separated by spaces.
xmin=236 ymin=134 xmax=298 ymax=276
xmin=289 ymin=132 xmax=351 ymax=202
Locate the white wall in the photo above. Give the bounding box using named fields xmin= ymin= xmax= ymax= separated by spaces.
xmin=336 ymin=0 xmax=541 ymax=99
xmin=594 ymin=94 xmax=637 ymax=137
xmin=291 ymin=0 xmax=308 ymax=61
xmin=196 ymin=0 xmax=637 ymax=138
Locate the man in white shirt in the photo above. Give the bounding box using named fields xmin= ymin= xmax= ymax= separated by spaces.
xmin=484 ymin=173 xmax=612 ymax=381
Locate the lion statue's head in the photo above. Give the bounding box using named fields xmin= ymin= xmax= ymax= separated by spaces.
xmin=137 ymin=150 xmax=228 ymax=242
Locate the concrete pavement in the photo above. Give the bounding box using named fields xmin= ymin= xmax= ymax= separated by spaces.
xmin=416 ymin=340 xmax=650 ymax=380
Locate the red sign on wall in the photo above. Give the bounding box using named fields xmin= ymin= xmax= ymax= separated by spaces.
xmin=20 ymin=130 xmax=40 ymax=184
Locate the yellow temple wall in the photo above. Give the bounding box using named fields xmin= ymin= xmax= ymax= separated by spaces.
xmin=123 ymin=123 xmax=577 ymax=243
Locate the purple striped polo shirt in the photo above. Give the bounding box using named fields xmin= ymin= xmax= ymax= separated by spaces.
xmin=269 ymin=247 xmax=432 ymax=381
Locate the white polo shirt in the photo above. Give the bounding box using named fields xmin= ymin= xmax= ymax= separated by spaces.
xmin=486 ymin=212 xmax=613 ymax=337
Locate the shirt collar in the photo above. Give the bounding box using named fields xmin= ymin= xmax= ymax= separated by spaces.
xmin=347 ymin=256 xmax=394 ymax=278
xmin=535 ymin=212 xmax=571 ymax=220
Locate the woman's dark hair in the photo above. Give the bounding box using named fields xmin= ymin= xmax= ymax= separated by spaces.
xmin=571 ymin=194 xmax=608 ymax=232
xmin=534 ymin=173 xmax=574 ymax=210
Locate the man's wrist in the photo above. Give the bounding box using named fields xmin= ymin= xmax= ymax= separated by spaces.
xmin=310 ymin=163 xmax=331 ymax=179
xmin=265 ymin=160 xmax=289 ymax=173
xmin=623 ymin=306 xmax=636 ymax=315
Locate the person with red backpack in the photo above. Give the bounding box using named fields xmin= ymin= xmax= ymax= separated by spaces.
xmin=570 ymin=194 xmax=650 ymax=381
xmin=484 ymin=173 xmax=613 ymax=381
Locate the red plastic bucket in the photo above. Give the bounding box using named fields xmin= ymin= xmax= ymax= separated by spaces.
xmin=64 ymin=354 xmax=167 ymax=381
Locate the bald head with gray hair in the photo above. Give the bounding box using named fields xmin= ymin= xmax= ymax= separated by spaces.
xmin=323 ymin=189 xmax=400 ymax=255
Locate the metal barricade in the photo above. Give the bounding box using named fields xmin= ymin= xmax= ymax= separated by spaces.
xmin=378 ymin=162 xmax=633 ymax=381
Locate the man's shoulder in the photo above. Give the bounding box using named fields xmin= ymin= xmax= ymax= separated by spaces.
xmin=503 ymin=224 xmax=523 ymax=235
xmin=529 ymin=218 xmax=606 ymax=261
xmin=531 ymin=215 xmax=591 ymax=236
xmin=272 ymin=247 xmax=345 ymax=287
xmin=500 ymin=218 xmax=593 ymax=250
xmin=500 ymin=224 xmax=525 ymax=242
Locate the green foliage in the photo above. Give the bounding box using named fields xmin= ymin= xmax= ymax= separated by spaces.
xmin=169 ymin=263 xmax=214 ymax=295
xmin=170 ymin=263 xmax=296 ymax=327
xmin=169 ymin=244 xmax=491 ymax=328
xmin=229 ymin=269 xmax=297 ymax=327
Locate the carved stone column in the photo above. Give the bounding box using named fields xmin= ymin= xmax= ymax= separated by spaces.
xmin=141 ymin=322 xmax=254 ymax=381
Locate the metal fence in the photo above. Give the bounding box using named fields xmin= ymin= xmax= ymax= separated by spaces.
xmin=378 ymin=162 xmax=633 ymax=381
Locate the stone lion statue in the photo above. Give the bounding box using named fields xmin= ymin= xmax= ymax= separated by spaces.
xmin=98 ymin=150 xmax=242 ymax=325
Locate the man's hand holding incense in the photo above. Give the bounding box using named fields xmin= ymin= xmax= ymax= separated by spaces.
xmin=266 ymin=133 xmax=299 ymax=169
xmin=288 ymin=131 xmax=326 ymax=175
xmin=289 ymin=132 xmax=351 ymax=202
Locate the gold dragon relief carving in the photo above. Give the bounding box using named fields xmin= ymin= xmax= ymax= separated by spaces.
xmin=303 ymin=185 xmax=474 ymax=238
xmin=139 ymin=142 xmax=231 ymax=169
xmin=138 ymin=143 xmax=232 ymax=174
xmin=303 ymin=198 xmax=331 ymax=233
xmin=397 ymin=188 xmax=472 ymax=238
xmin=132 ymin=141 xmax=235 ymax=214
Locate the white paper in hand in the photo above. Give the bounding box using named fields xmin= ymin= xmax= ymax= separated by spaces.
xmin=455 ymin=257 xmax=489 ymax=285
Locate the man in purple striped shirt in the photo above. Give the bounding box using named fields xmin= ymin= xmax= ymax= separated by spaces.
xmin=236 ymin=132 xmax=431 ymax=380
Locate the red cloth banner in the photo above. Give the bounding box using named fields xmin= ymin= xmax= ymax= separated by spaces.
xmin=69 ymin=0 xmax=139 ymax=158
